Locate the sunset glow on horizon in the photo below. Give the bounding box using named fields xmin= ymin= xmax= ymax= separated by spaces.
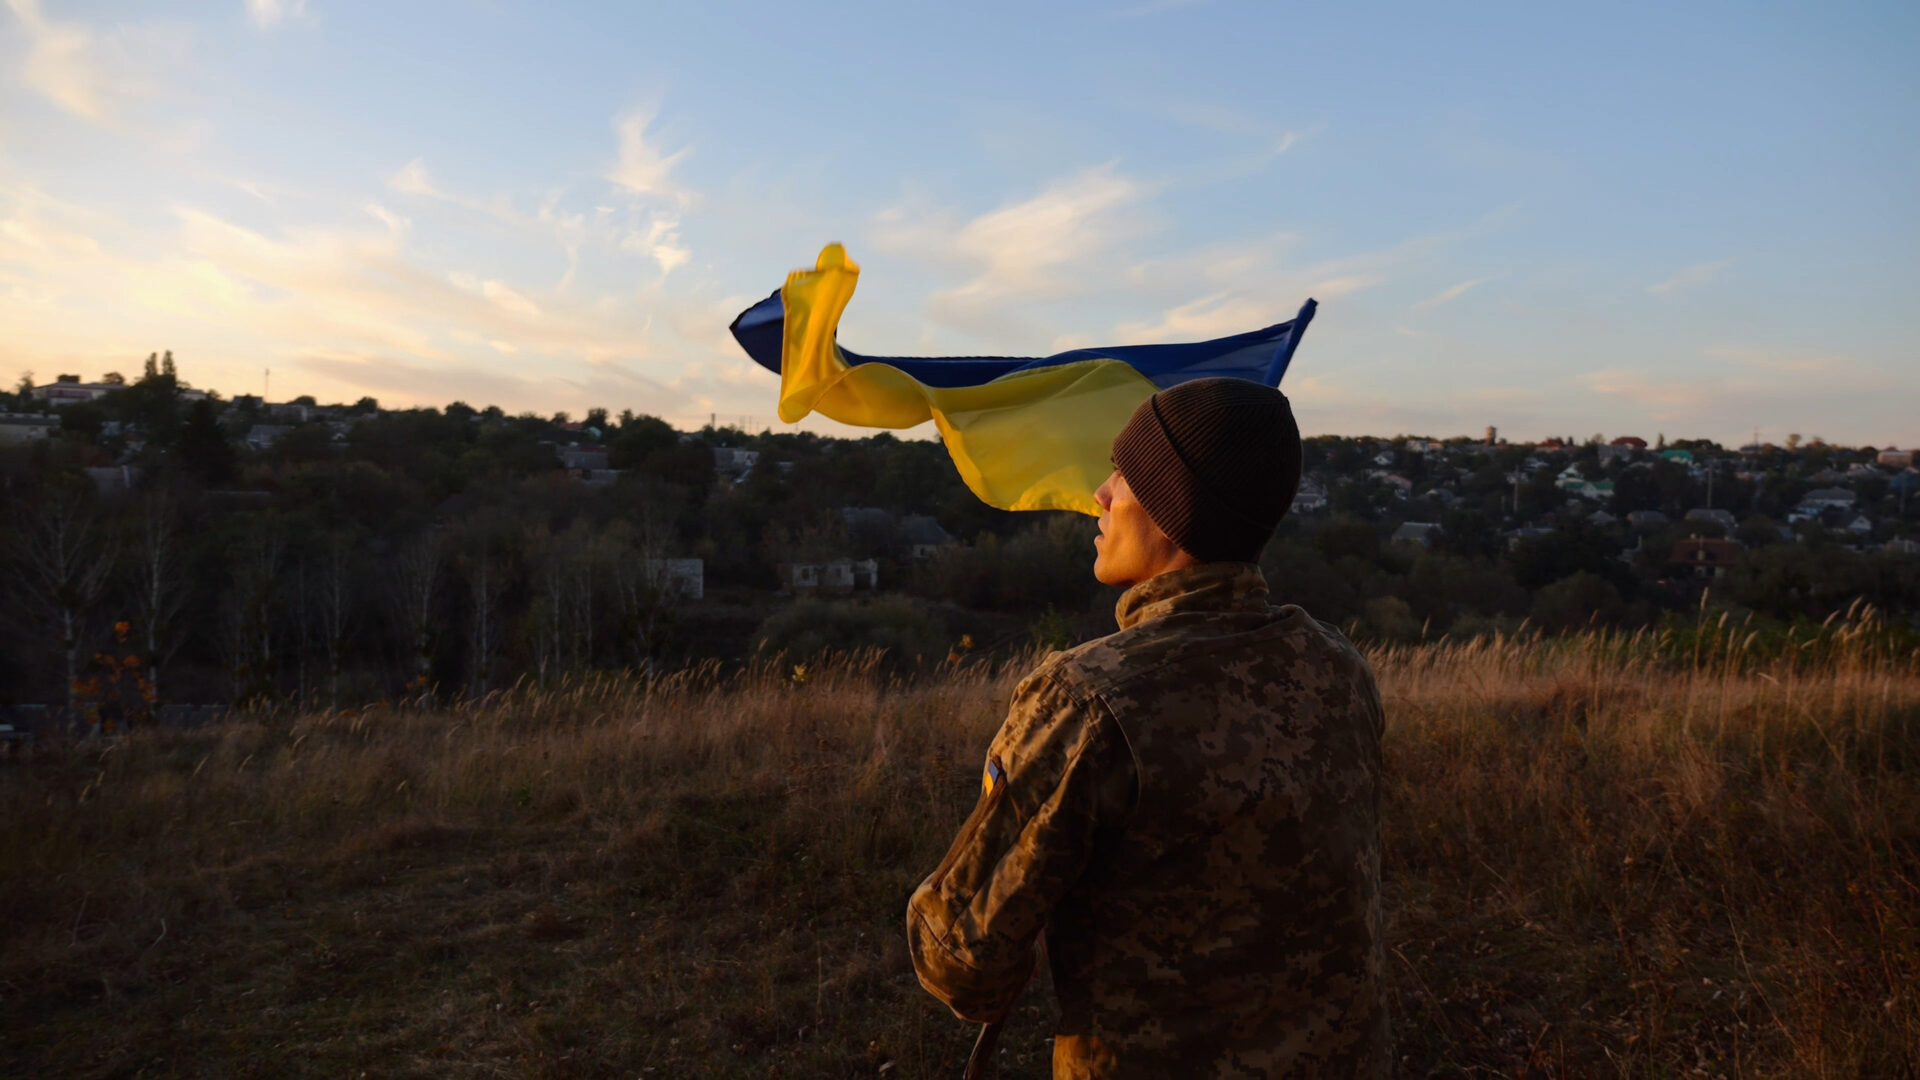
xmin=3 ymin=1 xmax=1915 ymax=446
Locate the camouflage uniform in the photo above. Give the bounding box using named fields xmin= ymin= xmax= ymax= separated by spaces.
xmin=908 ymin=561 xmax=1388 ymax=1078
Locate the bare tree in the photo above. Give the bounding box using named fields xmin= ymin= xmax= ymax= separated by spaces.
xmin=130 ymin=491 xmax=189 ymax=705
xmin=391 ymin=531 xmax=442 ymax=693
xmin=529 ymin=525 xmax=566 ymax=679
xmin=611 ymin=506 xmax=673 ymax=670
xmin=12 ymin=488 xmax=114 ymax=719
xmin=568 ymin=522 xmax=599 ymax=670
xmin=318 ymin=532 xmax=353 ymax=711
xmin=466 ymin=538 xmax=505 ymax=697
xmin=225 ymin=517 xmax=285 ymax=705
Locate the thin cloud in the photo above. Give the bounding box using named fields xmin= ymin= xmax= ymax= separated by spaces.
xmin=608 ymin=110 xmax=692 ymax=205
xmin=1411 ymin=276 xmax=1487 ymax=310
xmin=1647 ymin=259 xmax=1731 ymax=295
xmin=874 ymin=165 xmax=1147 ymax=343
xmin=621 ymin=212 xmax=690 ymax=276
xmin=245 ymin=0 xmax=307 ymax=30
xmin=6 ymin=0 xmax=154 ymax=122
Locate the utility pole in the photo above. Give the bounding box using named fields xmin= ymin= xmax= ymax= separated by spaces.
xmin=264 ymin=367 xmax=271 ymax=402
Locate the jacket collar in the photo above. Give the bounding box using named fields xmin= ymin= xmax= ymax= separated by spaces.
xmin=1114 ymin=561 xmax=1270 ymax=631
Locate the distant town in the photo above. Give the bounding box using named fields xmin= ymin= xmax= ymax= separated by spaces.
xmin=2 ymin=359 xmax=1916 ymax=732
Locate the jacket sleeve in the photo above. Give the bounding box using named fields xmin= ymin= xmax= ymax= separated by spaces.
xmin=906 ymin=667 xmax=1134 ymax=1023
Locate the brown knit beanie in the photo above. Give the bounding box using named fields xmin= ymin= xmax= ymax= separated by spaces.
xmin=1110 ymin=377 xmax=1301 ymax=562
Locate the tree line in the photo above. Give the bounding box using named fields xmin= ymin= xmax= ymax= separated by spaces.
xmin=4 ymin=363 xmax=1915 ymax=729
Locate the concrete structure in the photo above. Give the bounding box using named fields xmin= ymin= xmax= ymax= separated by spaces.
xmin=1390 ymin=522 xmax=1443 ymax=547
xmin=84 ymin=465 xmax=144 ymax=497
xmin=0 ymin=414 xmax=59 ymax=442
xmin=645 ymin=558 xmax=704 ymax=601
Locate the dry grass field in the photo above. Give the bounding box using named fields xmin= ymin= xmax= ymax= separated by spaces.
xmin=3 ymin=613 xmax=1917 ymax=1079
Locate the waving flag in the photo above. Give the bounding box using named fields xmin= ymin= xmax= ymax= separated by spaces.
xmin=730 ymin=244 xmax=1315 ymax=516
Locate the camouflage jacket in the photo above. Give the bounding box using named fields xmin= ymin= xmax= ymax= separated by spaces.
xmin=908 ymin=561 xmax=1388 ymax=1078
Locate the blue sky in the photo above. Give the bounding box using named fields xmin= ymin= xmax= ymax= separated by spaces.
xmin=3 ymin=0 xmax=1915 ymax=445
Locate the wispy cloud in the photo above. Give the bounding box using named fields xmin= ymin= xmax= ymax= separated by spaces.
xmin=1411 ymin=276 xmax=1487 ymax=310
xmin=873 ymin=165 xmax=1146 ymax=341
xmin=620 ymin=212 xmax=690 ymax=276
xmin=245 ymin=0 xmax=307 ymax=30
xmin=1647 ymin=259 xmax=1731 ymax=295
xmin=6 ymin=0 xmax=156 ymax=122
xmin=607 ymin=110 xmax=692 ymax=206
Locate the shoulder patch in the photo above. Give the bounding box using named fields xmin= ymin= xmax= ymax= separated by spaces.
xmin=981 ymin=756 xmax=1006 ymax=797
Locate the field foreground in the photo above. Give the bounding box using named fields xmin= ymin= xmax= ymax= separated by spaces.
xmin=4 ymin=625 xmax=1918 ymax=1078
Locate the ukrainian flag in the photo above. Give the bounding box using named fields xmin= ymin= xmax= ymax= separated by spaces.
xmin=730 ymin=244 xmax=1315 ymax=517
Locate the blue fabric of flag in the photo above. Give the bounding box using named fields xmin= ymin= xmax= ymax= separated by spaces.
xmin=730 ymin=292 xmax=1317 ymax=391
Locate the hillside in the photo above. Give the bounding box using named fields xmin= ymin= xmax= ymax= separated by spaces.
xmin=4 ymin=621 xmax=1917 ymax=1078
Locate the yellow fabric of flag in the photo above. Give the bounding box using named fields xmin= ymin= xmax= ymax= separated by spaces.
xmin=775 ymin=244 xmax=1154 ymax=516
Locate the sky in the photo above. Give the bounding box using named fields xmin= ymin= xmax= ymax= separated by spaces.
xmin=2 ymin=0 xmax=1915 ymax=447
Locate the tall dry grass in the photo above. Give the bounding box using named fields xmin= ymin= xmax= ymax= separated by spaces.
xmin=2 ymin=619 xmax=1915 ymax=1078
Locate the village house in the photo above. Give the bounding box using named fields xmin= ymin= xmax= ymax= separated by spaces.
xmin=28 ymin=375 xmax=119 ymax=406
xmin=899 ymin=515 xmax=956 ymax=560
xmin=1289 ymin=480 xmax=1329 ymax=514
xmin=559 ymin=446 xmax=610 ymax=471
xmin=1391 ymin=522 xmax=1443 ymax=547
xmin=1555 ymin=467 xmax=1614 ymax=501
xmin=1372 ymin=472 xmax=1413 ymax=499
xmin=780 ymin=557 xmax=879 ymax=595
xmin=1684 ymin=507 xmax=1738 ymax=532
xmin=1798 ymin=487 xmax=1857 ymax=513
xmin=1668 ymin=537 xmax=1743 ymax=580
xmin=1626 ymin=510 xmax=1669 ymax=527
xmin=1504 ymin=525 xmax=1555 ymax=550
xmin=712 ymin=447 xmax=760 ymax=480
xmin=245 ymin=424 xmax=292 ymax=451
xmin=1877 ymin=449 xmax=1914 ymax=468
xmin=1599 ymin=435 xmax=1647 ymax=463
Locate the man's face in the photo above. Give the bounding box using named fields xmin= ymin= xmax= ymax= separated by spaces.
xmin=1093 ymin=469 xmax=1192 ymax=587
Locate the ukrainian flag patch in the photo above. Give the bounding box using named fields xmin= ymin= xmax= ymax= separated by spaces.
xmin=982 ymin=757 xmax=1006 ymax=797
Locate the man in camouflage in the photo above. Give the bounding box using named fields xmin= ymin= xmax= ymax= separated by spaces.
xmin=908 ymin=377 xmax=1389 ymax=1078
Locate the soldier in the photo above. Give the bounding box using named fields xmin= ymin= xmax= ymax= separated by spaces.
xmin=907 ymin=377 xmax=1389 ymax=1078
